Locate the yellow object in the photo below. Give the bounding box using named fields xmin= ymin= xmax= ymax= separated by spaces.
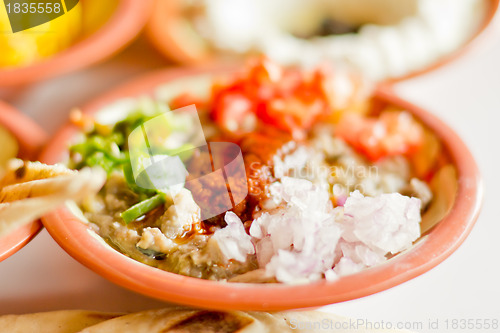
xmin=0 ymin=125 xmax=18 ymax=169
xmin=0 ymin=0 xmax=82 ymax=68
xmin=81 ymin=0 xmax=118 ymax=36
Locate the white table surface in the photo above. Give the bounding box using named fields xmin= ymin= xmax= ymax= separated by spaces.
xmin=1 ymin=35 xmax=499 ymax=332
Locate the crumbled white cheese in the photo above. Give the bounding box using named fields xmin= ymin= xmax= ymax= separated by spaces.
xmin=160 ymin=188 xmax=201 ymax=239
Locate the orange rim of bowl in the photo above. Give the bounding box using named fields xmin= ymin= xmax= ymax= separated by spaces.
xmin=0 ymin=0 xmax=154 ymax=88
xmin=40 ymin=67 xmax=482 ymax=311
xmin=146 ymin=0 xmax=500 ymax=83
xmin=0 ymin=101 xmax=48 ymax=262
xmin=145 ymin=0 xmax=211 ymax=65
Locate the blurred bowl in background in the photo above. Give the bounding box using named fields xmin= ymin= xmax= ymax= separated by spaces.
xmin=0 ymin=101 xmax=47 ymax=262
xmin=146 ymin=0 xmax=499 ymax=82
xmin=0 ymin=0 xmax=154 ymax=88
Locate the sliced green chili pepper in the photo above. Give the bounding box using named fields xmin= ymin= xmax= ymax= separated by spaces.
xmin=122 ymin=162 xmax=156 ymax=195
xmin=120 ymin=193 xmax=166 ymax=224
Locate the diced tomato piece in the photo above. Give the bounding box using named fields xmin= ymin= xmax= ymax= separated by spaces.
xmin=258 ymin=97 xmax=325 ymax=135
xmin=212 ymin=92 xmax=255 ymax=132
xmin=336 ymin=111 xmax=424 ymax=161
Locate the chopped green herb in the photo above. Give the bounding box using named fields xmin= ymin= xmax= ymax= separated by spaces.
xmin=69 ymin=102 xmax=194 ymax=205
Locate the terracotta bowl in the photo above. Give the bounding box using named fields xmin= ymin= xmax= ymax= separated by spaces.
xmin=0 ymin=0 xmax=153 ymax=88
xmin=0 ymin=101 xmax=48 ymax=262
xmin=40 ymin=67 xmax=482 ymax=311
xmin=145 ymin=0 xmax=500 ymax=83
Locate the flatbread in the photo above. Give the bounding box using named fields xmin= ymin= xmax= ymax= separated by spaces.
xmin=80 ymin=308 xmax=260 ymax=333
xmin=0 ymin=160 xmax=74 ymax=188
xmin=0 ymin=160 xmax=106 ymax=237
xmin=80 ymin=308 xmax=415 ymax=333
xmin=0 ymin=310 xmax=121 ymax=333
xmin=0 ymin=308 xmax=416 ymax=332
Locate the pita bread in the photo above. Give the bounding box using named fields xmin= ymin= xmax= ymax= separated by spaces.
xmin=80 ymin=308 xmax=258 ymax=333
xmin=0 ymin=310 xmax=121 ymax=333
xmin=0 ymin=160 xmax=74 ymax=188
xmin=0 ymin=161 xmax=106 ymax=237
xmin=80 ymin=308 xmax=415 ymax=333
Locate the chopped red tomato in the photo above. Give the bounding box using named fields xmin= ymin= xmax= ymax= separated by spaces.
xmin=212 ymin=92 xmax=254 ymax=132
xmin=257 ymin=97 xmax=324 ymax=135
xmin=336 ymin=111 xmax=424 ymax=161
xmin=209 ymin=58 xmax=336 ymax=137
